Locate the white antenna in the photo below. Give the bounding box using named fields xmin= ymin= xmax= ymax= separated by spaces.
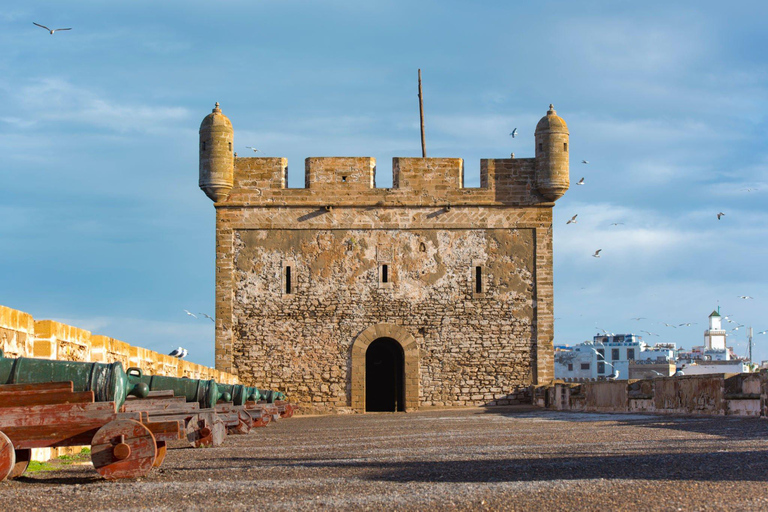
xmin=749 ymin=327 xmax=753 ymax=366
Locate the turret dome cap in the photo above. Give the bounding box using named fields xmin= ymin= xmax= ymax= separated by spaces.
xmin=200 ymin=102 xmax=233 ymax=131
xmin=535 ymin=104 xmax=569 ymax=134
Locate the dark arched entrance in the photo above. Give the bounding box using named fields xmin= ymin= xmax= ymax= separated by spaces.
xmin=365 ymin=337 xmax=405 ymax=412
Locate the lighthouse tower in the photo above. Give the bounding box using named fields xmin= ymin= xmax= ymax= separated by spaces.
xmin=704 ymin=309 xmax=728 ymax=355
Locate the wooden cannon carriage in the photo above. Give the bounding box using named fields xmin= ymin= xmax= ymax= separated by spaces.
xmin=0 ymin=381 xmax=183 ymax=481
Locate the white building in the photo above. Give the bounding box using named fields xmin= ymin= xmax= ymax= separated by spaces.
xmin=555 ymin=334 xmax=676 ymax=381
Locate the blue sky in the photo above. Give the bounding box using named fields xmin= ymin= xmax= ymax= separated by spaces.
xmin=1 ymin=1 xmax=767 ymax=366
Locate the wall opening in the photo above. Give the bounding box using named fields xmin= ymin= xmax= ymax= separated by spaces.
xmin=475 ymin=266 xmax=483 ymax=293
xmin=365 ymin=337 xmax=405 ymax=412
xmin=382 ymin=264 xmax=389 ymax=283
xmin=285 ymin=266 xmax=292 ymax=294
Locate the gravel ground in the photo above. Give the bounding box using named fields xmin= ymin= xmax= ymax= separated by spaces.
xmin=2 ymin=406 xmax=768 ymax=511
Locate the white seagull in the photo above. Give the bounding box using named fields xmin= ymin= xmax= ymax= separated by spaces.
xmin=738 ymin=295 xmax=753 ymax=299
xmin=566 ymin=214 xmax=578 ymax=225
xmin=183 ymin=309 xmax=197 ymax=318
xmin=169 ymin=347 xmax=188 ymax=359
xmin=581 ymin=160 xmax=589 ymax=164
xmin=199 ymin=313 xmax=215 ymax=322
xmin=592 ymin=249 xmax=602 ymax=258
xmin=610 ymin=222 xmax=624 ymax=226
xmin=662 ymin=323 xmax=677 ymax=328
xmin=678 ymin=322 xmax=696 ymax=327
xmin=758 ymin=330 xmax=768 ymax=335
xmin=509 ymin=128 xmax=518 ymax=138
xmin=576 ymin=177 xmax=585 ymax=185
xmin=717 ymin=212 xmax=725 ymax=220
xmin=245 ymin=147 xmax=260 ymax=153
xmin=33 ymin=22 xmax=72 ymax=35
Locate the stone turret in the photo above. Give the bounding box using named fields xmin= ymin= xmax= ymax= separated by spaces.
xmin=534 ymin=104 xmax=569 ymax=201
xmin=199 ymin=102 xmax=234 ymax=203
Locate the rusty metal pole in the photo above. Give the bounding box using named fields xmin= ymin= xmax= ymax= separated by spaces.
xmin=418 ymin=69 xmax=426 ymax=158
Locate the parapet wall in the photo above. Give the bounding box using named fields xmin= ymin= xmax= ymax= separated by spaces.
xmin=0 ymin=304 xmax=237 ymax=382
xmin=225 ymin=156 xmax=546 ymax=206
xmin=537 ymin=373 xmax=765 ymax=418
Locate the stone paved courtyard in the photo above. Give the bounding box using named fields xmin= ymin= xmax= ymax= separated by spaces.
xmin=2 ymin=406 xmax=768 ymax=511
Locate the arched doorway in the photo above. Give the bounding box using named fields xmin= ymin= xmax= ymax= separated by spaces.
xmin=365 ymin=337 xmax=405 ymax=412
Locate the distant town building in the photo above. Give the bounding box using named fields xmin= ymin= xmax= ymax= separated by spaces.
xmin=675 ymin=308 xmax=752 ymax=375
xmin=555 ymin=334 xmax=675 ymax=381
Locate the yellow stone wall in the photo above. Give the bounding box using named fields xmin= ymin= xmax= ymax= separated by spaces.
xmin=0 ymin=304 xmax=238 ymax=383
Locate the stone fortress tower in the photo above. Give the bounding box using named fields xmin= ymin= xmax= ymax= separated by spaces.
xmin=199 ymin=103 xmax=569 ymax=412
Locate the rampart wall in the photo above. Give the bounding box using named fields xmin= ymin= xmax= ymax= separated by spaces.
xmin=537 ymin=373 xmax=766 ymax=418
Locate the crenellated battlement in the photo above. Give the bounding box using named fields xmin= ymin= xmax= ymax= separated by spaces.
xmin=226 ymin=156 xmax=546 ymax=206
xmin=200 ymin=103 xmax=569 ymax=207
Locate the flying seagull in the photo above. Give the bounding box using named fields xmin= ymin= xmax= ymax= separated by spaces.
xmin=245 ymin=147 xmax=260 ymax=153
xmin=581 ymin=160 xmax=589 ymax=164
xmin=662 ymin=323 xmax=677 ymax=328
xmin=183 ymin=309 xmax=197 ymax=318
xmin=566 ymin=214 xmax=578 ymax=224
xmin=610 ymin=222 xmax=624 ymax=226
xmin=576 ymin=177 xmax=585 ymax=185
xmin=592 ymin=249 xmax=602 ymax=258
xmin=169 ymin=347 xmax=188 ymax=359
xmin=33 ymin=22 xmax=72 ymax=35
xmin=738 ymin=295 xmax=753 ymax=299
xmin=641 ymin=330 xmax=659 ymax=337
xmin=758 ymin=330 xmax=768 ymax=335
xmin=678 ymin=322 xmax=696 ymax=327
xmin=509 ymin=128 xmax=518 ymax=138
xmin=631 ymin=317 xmax=646 ymax=321
xmin=717 ymin=212 xmax=725 ymax=220
xmin=199 ymin=313 xmax=215 ymax=322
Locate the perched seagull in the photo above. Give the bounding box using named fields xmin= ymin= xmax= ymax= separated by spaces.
xmin=581 ymin=160 xmax=589 ymax=164
xmin=607 ymin=371 xmax=620 ymax=381
xmin=33 ymin=22 xmax=72 ymax=35
xmin=183 ymin=309 xmax=197 ymax=319
xmin=509 ymin=128 xmax=518 ymax=138
xmin=610 ymin=222 xmax=625 ymax=226
xmin=738 ymin=295 xmax=754 ymax=299
xmin=592 ymin=249 xmax=602 ymax=258
xmin=717 ymin=212 xmax=725 ymax=220
xmin=576 ymin=177 xmax=585 ymax=185
xmin=245 ymin=147 xmax=260 ymax=153
xmin=199 ymin=313 xmax=215 ymax=322
xmin=169 ymin=347 xmax=188 ymax=359
xmin=566 ymin=214 xmax=578 ymax=224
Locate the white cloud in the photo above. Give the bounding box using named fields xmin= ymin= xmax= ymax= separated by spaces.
xmin=0 ymin=78 xmax=190 ymax=134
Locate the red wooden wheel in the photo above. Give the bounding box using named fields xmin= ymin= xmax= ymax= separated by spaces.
xmin=192 ymin=412 xmax=226 ymax=448
xmin=91 ymin=420 xmax=157 ymax=480
xmin=152 ymin=441 xmax=167 ymax=468
xmin=0 ymin=431 xmax=15 ymax=482
xmin=9 ymin=449 xmax=31 ymax=479
xmin=227 ymin=409 xmax=253 ymax=435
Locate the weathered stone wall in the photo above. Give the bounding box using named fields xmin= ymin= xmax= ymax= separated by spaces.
xmin=540 ymin=372 xmax=766 ymax=418
xmin=215 ymin=156 xmax=559 ymax=412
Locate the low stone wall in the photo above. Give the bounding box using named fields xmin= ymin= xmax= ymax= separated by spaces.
xmin=538 ymin=372 xmax=765 ymax=418
xmin=0 ymin=304 xmax=238 ymax=460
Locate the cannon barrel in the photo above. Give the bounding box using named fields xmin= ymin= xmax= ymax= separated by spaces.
xmin=216 ymin=383 xmax=250 ymax=406
xmin=245 ymin=386 xmax=261 ymax=402
xmin=261 ymin=390 xmax=286 ymax=403
xmin=0 ymin=349 xmax=148 ymax=410
xmin=126 ymin=368 xmax=227 ymax=409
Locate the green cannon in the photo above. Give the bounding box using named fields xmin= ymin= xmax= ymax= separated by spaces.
xmin=246 ymin=386 xmax=261 ymax=402
xmin=126 ymin=368 xmax=228 ymax=409
xmin=0 ymin=349 xmax=148 ymax=410
xmin=216 ymin=383 xmax=247 ymax=406
xmin=261 ymin=390 xmax=285 ymax=403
